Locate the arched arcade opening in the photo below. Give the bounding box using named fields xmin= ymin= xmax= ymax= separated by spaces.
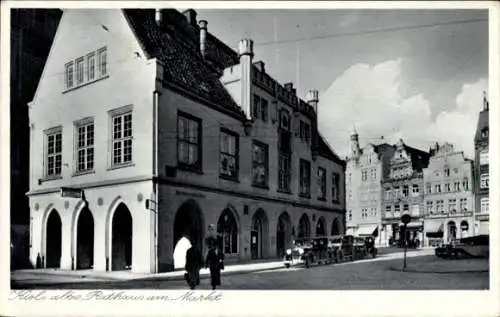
xmin=173 ymin=200 xmax=204 ymax=269
xmin=111 ymin=203 xmax=132 ymax=271
xmin=45 ymin=209 xmax=62 ymax=268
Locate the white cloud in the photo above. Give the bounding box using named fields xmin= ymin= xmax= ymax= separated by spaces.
xmin=318 ymin=60 xmax=486 ymax=160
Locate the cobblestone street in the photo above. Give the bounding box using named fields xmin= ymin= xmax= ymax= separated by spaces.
xmin=13 ymin=253 xmax=489 ymax=290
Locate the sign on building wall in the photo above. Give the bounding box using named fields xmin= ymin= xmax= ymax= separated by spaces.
xmin=60 ymin=187 xmax=83 ymax=199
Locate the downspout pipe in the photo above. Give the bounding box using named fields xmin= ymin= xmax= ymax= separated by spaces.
xmin=153 ymin=90 xmax=160 ymax=273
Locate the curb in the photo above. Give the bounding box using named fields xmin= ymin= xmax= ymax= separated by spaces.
xmin=132 ymin=264 xmax=285 ymax=282
xmin=388 ymin=266 xmax=489 ymax=274
xmin=11 ymin=264 xmax=286 ymax=286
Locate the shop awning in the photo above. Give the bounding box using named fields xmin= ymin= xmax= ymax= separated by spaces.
xmin=403 ymin=222 xmax=423 ymax=229
xmin=357 ymin=224 xmax=378 ymax=236
xmin=425 ymin=222 xmax=444 ymax=233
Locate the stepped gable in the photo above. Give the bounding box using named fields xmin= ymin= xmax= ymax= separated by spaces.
xmin=123 ymin=9 xmax=243 ymax=117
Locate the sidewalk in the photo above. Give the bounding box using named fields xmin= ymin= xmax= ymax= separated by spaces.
xmin=12 ymin=258 xmax=285 ymax=285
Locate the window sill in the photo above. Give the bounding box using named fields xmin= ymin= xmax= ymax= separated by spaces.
xmin=299 ymin=193 xmax=311 ymax=199
xmin=252 ymin=183 xmax=269 ymax=190
xmin=72 ymin=170 xmax=95 ymax=177
xmin=107 ymin=162 xmax=134 ymax=171
xmin=277 ymin=189 xmax=292 ymax=195
xmin=63 ymin=75 xmax=109 ymax=94
xmin=39 ymin=175 xmax=63 ymax=183
xmin=178 ymin=165 xmax=203 ymax=175
xmin=220 ymin=174 xmax=239 ymax=183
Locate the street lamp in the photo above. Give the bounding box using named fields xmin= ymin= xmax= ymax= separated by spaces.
xmin=401 ymin=214 xmax=411 ymax=269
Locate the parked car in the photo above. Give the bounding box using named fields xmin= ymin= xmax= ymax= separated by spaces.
xmin=435 ymin=235 xmax=489 ymax=259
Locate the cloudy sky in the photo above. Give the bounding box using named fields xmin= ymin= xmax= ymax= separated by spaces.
xmin=195 ymin=9 xmax=489 ymax=159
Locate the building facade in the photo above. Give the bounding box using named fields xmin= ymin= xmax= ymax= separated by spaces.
xmin=422 ymin=143 xmax=474 ymax=247
xmin=27 ymin=9 xmax=345 ymax=273
xmin=474 ymin=93 xmax=489 ymax=235
xmin=381 ymin=139 xmax=430 ymax=247
xmin=10 ymin=9 xmax=62 ymax=269
xmin=345 ymin=130 xmax=395 ymax=245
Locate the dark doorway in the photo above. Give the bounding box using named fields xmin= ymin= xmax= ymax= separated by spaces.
xmin=251 ymin=209 xmax=268 ymax=259
xmin=46 ymin=209 xmax=62 ymax=268
xmin=217 ymin=208 xmax=238 ymax=255
xmin=298 ymin=214 xmax=310 ymax=238
xmin=316 ymin=217 xmax=326 ymax=236
xmin=331 ymin=218 xmax=340 ymax=235
xmin=76 ymin=208 xmax=94 ymax=269
xmin=276 ymin=212 xmax=291 ymax=257
xmin=173 ymin=200 xmax=204 ymax=268
xmin=111 ymin=204 xmax=132 ymax=271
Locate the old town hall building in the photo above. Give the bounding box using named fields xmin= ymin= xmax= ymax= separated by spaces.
xmin=27 ymin=9 xmax=345 ymax=273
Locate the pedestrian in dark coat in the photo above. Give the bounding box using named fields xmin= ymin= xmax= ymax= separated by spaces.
xmin=205 ymin=246 xmax=224 ymax=290
xmin=185 ymin=242 xmax=203 ymax=290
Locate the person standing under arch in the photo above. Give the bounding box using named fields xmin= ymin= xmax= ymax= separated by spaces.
xmin=205 ymin=243 xmax=224 ymax=290
xmin=185 ymin=241 xmax=203 ymax=290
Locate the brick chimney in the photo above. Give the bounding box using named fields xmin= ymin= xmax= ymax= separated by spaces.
xmin=199 ymin=20 xmax=207 ymax=59
xmin=239 ymin=39 xmax=254 ymax=120
xmin=183 ymin=9 xmax=197 ymax=26
xmin=306 ymin=89 xmax=320 ymax=153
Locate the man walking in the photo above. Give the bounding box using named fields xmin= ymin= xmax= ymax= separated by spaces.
xmin=206 ymin=244 xmax=224 ymax=290
xmin=185 ymin=241 xmax=203 ymax=290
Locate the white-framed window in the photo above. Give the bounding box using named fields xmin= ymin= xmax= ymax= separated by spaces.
xmin=370 ymin=168 xmax=376 ymax=179
xmin=480 ymin=173 xmax=489 ymax=189
xmin=403 ymin=185 xmax=409 ymax=197
xmin=219 ymin=129 xmax=239 ymax=179
xmin=76 ymin=120 xmax=94 ymax=172
xmin=436 ymin=200 xmax=444 ymax=213
xmin=453 ymin=181 xmax=460 ymax=192
xmin=65 ymin=47 xmax=107 ymax=91
xmin=394 ymin=186 xmax=400 ymax=198
xmin=462 ymin=178 xmax=469 ymax=191
xmin=426 ymin=183 xmax=432 ymax=194
xmin=252 ymin=141 xmax=268 ymax=187
xmin=403 ymin=204 xmax=409 ymax=212
xmin=332 ymin=173 xmax=340 ymax=202
xmin=426 ymin=201 xmax=433 ymax=214
xmin=412 ymin=184 xmax=420 ymax=196
xmin=448 ymin=199 xmax=456 ymax=213
xmin=460 ymin=198 xmax=467 ymax=211
xmin=361 ymin=170 xmax=368 ymax=182
xmin=45 ymin=127 xmax=63 ymax=176
xmin=76 ymin=57 xmax=85 ymax=85
xmin=479 ymin=150 xmax=489 ymax=165
xmin=444 ymin=183 xmax=451 ymax=192
xmin=87 ymin=52 xmax=96 ymax=81
xmin=98 ymin=47 xmax=107 ymax=77
xmin=444 ymin=168 xmax=450 ymax=177
xmin=385 ymin=205 xmax=392 ymax=213
xmin=317 ymin=167 xmax=326 ymax=200
xmin=299 ymin=159 xmax=311 ymax=196
xmin=65 ymin=61 xmax=74 ymax=89
xmin=178 ymin=112 xmax=201 ymax=170
xmin=394 ymin=204 xmax=401 ymax=213
xmin=111 ymin=110 xmax=133 ymax=166
xmin=435 ymin=184 xmax=441 ymax=193
xmin=480 ymin=197 xmax=489 ymax=213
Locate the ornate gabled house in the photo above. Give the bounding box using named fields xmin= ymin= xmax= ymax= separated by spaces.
xmin=27 ymin=9 xmax=345 ymax=273
xmin=345 ymin=129 xmax=395 ymax=245
xmin=474 ymin=92 xmax=489 ymax=235
xmin=381 ymin=139 xmax=430 ymax=247
xmin=422 ymin=143 xmax=474 ymax=247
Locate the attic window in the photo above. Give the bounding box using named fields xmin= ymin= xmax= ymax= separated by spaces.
xmin=200 ymin=83 xmax=210 ymax=93
xmin=481 ymin=128 xmax=489 ymax=138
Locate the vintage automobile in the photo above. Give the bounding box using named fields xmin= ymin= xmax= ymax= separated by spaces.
xmin=283 ymin=237 xmax=335 ymax=268
xmin=435 ymin=235 xmax=489 ymax=259
xmin=327 ymin=235 xmax=372 ymax=262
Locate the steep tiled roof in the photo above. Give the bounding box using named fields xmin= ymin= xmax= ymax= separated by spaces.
xmin=123 ymin=9 xmax=244 ymax=117
xmin=474 ymin=109 xmax=489 ymax=142
xmin=318 ymin=134 xmax=345 ymax=167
